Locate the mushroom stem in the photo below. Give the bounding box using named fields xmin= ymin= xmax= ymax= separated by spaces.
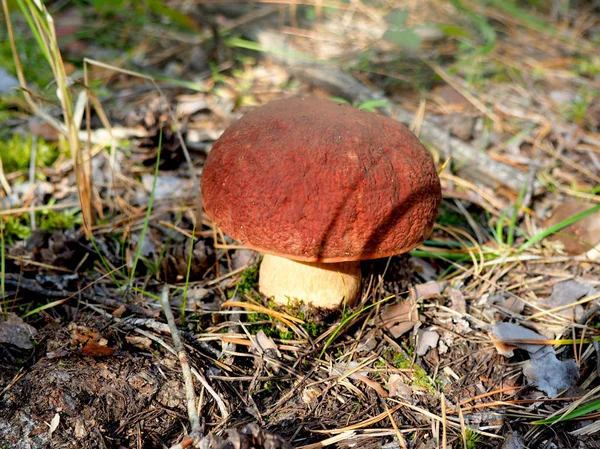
xmin=258 ymin=254 xmax=361 ymax=309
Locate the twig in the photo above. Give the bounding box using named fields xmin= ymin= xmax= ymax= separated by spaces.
xmin=82 ymin=302 xmax=207 ymax=449
xmin=160 ymin=284 xmax=201 ymax=432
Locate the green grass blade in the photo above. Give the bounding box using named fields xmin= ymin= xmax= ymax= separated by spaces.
xmin=225 ymin=37 xmax=323 ymax=64
xmin=1 ymin=219 xmax=5 ymax=316
xmin=409 ymin=249 xmax=475 ymax=262
xmin=507 ymin=183 xmax=527 ymax=247
xmin=487 ymin=0 xmax=555 ymax=35
xmin=495 ymin=207 xmax=509 ymax=246
xmin=319 ymin=295 xmax=394 ymax=358
xmin=518 ymin=204 xmax=600 ymax=253
xmin=450 ymin=0 xmax=496 ymax=58
xmin=22 ymin=297 xmax=70 ymax=318
xmin=15 ymin=0 xmax=52 ymax=65
xmin=129 ymin=128 xmax=162 ymax=284
xmin=180 ymin=224 xmax=196 ymax=323
xmin=131 ymin=287 xmax=162 ymax=302
xmin=533 ymin=398 xmax=600 ymax=425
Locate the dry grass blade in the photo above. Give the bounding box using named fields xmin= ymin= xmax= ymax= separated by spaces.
xmin=441 ymin=393 xmax=447 ymax=449
xmin=525 ymin=292 xmax=600 ymax=321
xmin=3 ymin=0 xmax=94 ymax=235
xmin=83 ymin=57 xmax=203 ymax=224
xmin=313 ymin=404 xmax=403 ymax=434
xmin=383 ymin=401 xmax=408 ymax=449
xmin=221 ymin=300 xmax=305 ymax=325
xmin=0 ymin=157 xmax=12 ymax=195
xmin=296 ymin=430 xmax=356 ymax=449
xmin=0 ymin=201 xmax=80 ymax=217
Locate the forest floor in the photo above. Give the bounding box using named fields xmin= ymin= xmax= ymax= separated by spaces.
xmin=1 ymin=1 xmax=599 ymax=448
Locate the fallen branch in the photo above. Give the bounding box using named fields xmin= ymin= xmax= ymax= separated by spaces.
xmin=253 ymin=29 xmax=540 ymax=194
xmin=160 ymin=284 xmax=201 ymax=433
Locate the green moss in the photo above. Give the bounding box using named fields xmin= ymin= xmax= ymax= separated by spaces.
xmin=436 ymin=202 xmax=468 ymax=228
xmin=411 ymin=365 xmax=436 ymax=391
xmin=0 ymin=208 xmax=81 ymax=246
xmin=0 ymin=134 xmax=60 ymax=173
xmin=382 ymin=347 xmax=438 ymax=392
xmin=462 ymin=428 xmax=481 ymax=449
xmin=302 ymin=320 xmax=323 ymax=338
xmin=246 ymin=311 xmax=293 ymax=340
xmin=264 ymin=380 xmax=277 ymax=392
xmin=0 ymin=216 xmax=31 ymax=245
xmin=236 ymin=264 xmax=259 ymax=295
xmin=39 ymin=208 xmax=82 ymax=232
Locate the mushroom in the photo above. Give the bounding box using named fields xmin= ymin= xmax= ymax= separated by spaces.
xmin=201 ymin=97 xmax=441 ymax=309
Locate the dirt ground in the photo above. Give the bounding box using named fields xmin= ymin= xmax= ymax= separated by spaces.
xmin=1 ymin=1 xmax=600 ymax=448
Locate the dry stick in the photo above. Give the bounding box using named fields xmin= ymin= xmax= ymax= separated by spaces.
xmin=251 ymin=28 xmax=539 ymax=193
xmin=160 ymin=284 xmax=201 ymax=433
xmin=82 ymin=301 xmax=229 ymax=449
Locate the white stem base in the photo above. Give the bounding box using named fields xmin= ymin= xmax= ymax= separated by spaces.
xmin=258 ymin=254 xmax=361 ymax=309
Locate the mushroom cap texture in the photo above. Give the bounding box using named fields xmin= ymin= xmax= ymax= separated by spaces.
xmin=202 ymin=96 xmax=442 ymax=263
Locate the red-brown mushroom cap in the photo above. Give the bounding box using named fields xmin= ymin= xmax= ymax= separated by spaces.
xmin=201 ymin=96 xmax=442 ymax=263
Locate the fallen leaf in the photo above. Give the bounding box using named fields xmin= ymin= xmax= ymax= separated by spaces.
xmin=490 ymin=294 xmax=525 ymax=315
xmin=301 ymin=386 xmax=321 ymax=407
xmin=490 ymin=322 xmax=547 ymax=355
xmin=126 ymin=335 xmax=153 ymax=350
xmin=388 ymin=373 xmax=412 ymax=399
xmin=523 ymin=351 xmax=579 ymax=398
xmin=490 ymin=323 xmax=580 ymax=397
xmin=380 ymin=298 xmax=419 ymax=338
xmin=48 ymin=413 xmax=60 ymax=436
xmin=502 ymin=432 xmax=525 ymax=449
xmin=231 ymin=249 xmax=258 ymax=270
xmin=414 ymin=281 xmax=444 ymax=300
xmin=70 ymin=324 xmax=116 ymax=357
xmin=544 ymin=201 xmax=600 ymax=256
xmin=77 ymin=340 xmax=116 ymax=357
xmin=416 ymin=329 xmax=440 ymax=356
xmin=409 ymin=257 xmax=438 ymax=281
xmin=447 ymin=287 xmax=466 ymax=314
xmin=252 ymin=330 xmax=281 ymax=358
xmin=539 ymin=279 xmax=594 ymax=321
xmin=331 ymin=361 xmax=367 ymax=380
xmin=356 ymin=328 xmax=378 ymax=354
xmin=252 ymin=330 xmax=281 ymax=373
